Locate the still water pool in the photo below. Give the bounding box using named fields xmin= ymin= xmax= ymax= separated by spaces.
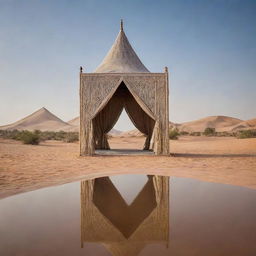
xmin=0 ymin=175 xmax=256 ymax=255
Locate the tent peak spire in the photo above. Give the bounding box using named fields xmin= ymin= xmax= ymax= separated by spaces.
xmin=94 ymin=20 xmax=149 ymax=73
xmin=120 ymin=19 xmax=124 ymax=31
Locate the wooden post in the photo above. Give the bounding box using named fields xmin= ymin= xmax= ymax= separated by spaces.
xmin=164 ymin=67 xmax=170 ymax=155
xmin=79 ymin=68 xmax=85 ymax=156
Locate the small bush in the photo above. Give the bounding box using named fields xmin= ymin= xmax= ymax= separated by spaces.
xmin=190 ymin=132 xmax=201 ymax=136
xmin=19 ymin=131 xmax=40 ymax=145
xmin=180 ymin=131 xmax=189 ymax=135
xmin=237 ymin=130 xmax=256 ymax=139
xmin=203 ymin=127 xmax=216 ymax=136
xmin=169 ymin=128 xmax=179 ymax=140
xmin=0 ymin=129 xmax=19 ymax=139
xmin=216 ymin=131 xmax=235 ymax=137
xmin=54 ymin=131 xmax=66 ymax=141
xmin=63 ymin=132 xmax=79 ymax=143
xmin=0 ymin=130 xmax=80 ymax=143
xmin=37 ymin=131 xmax=53 ymax=141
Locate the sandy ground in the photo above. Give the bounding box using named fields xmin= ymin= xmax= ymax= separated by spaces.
xmin=0 ymin=136 xmax=256 ymax=199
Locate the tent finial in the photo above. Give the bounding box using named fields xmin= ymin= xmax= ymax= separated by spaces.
xmin=120 ymin=19 xmax=123 ymax=31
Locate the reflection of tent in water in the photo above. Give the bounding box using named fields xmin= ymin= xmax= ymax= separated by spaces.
xmin=80 ymin=176 xmax=169 ymax=256
xmin=80 ymin=20 xmax=169 ymax=156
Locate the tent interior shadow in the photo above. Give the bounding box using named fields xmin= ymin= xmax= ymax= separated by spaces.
xmin=92 ymin=82 xmax=155 ymax=154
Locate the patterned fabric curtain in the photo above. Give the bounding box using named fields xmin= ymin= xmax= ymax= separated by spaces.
xmin=92 ymin=82 xmax=155 ymax=150
xmin=124 ymin=92 xmax=155 ymax=150
xmin=93 ymin=92 xmax=123 ymax=149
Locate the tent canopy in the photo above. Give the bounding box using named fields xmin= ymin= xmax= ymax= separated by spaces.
xmin=95 ymin=20 xmax=149 ymax=73
xmin=80 ymin=21 xmax=169 ymax=155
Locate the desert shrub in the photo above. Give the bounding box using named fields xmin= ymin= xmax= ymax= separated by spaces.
xmin=0 ymin=130 xmax=80 ymax=143
xmin=19 ymin=131 xmax=40 ymax=145
xmin=63 ymin=132 xmax=79 ymax=143
xmin=169 ymin=128 xmax=179 ymax=140
xmin=37 ymin=131 xmax=56 ymax=141
xmin=0 ymin=129 xmax=20 ymax=140
xmin=54 ymin=131 xmax=66 ymax=141
xmin=190 ymin=132 xmax=201 ymax=136
xmin=34 ymin=129 xmax=41 ymax=135
xmin=203 ymin=127 xmax=216 ymax=136
xmin=36 ymin=130 xmax=79 ymax=142
xmin=180 ymin=131 xmax=189 ymax=135
xmin=216 ymin=131 xmax=236 ymax=137
xmin=10 ymin=130 xmax=21 ymax=139
xmin=237 ymin=130 xmax=256 ymax=139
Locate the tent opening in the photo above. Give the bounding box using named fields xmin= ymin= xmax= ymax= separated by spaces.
xmin=92 ymin=82 xmax=155 ymax=153
xmin=113 ymin=108 xmax=137 ymax=132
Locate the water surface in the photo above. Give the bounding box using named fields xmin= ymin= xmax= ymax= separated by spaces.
xmin=0 ymin=175 xmax=256 ymax=255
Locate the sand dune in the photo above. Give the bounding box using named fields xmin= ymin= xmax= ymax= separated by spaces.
xmin=109 ymin=116 xmax=256 ymax=137
xmin=177 ymin=116 xmax=243 ymax=133
xmin=109 ymin=129 xmax=123 ymax=135
xmin=118 ymin=117 xmax=245 ymax=137
xmin=62 ymin=116 xmax=79 ymax=132
xmin=66 ymin=116 xmax=256 ymax=136
xmin=169 ymin=121 xmax=179 ymax=129
xmin=66 ymin=116 xmax=122 ymax=135
xmin=175 ymin=116 xmax=256 ymax=133
xmin=1 ymin=109 xmax=255 ymax=135
xmin=245 ymin=118 xmax=256 ymax=127
xmin=119 ymin=129 xmax=144 ymax=137
xmin=0 ymin=107 xmax=72 ymax=132
xmin=118 ymin=122 xmax=179 ymax=137
xmin=228 ymin=118 xmax=256 ymax=131
xmin=68 ymin=116 xmax=256 ymax=138
xmin=0 ymin=110 xmax=122 ymax=135
xmin=67 ymin=116 xmax=79 ymax=126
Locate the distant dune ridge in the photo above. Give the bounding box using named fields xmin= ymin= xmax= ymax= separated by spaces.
xmin=0 ymin=107 xmax=71 ymax=132
xmin=67 ymin=116 xmax=79 ymax=127
xmin=228 ymin=118 xmax=256 ymax=132
xmin=177 ymin=116 xmax=244 ymax=133
xmin=119 ymin=129 xmax=144 ymax=137
xmin=65 ymin=116 xmax=122 ymax=135
xmin=0 ymin=108 xmax=255 ymax=136
xmin=0 ymin=108 xmax=122 ymax=135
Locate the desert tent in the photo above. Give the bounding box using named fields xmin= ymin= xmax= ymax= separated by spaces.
xmin=80 ymin=20 xmax=169 ymax=155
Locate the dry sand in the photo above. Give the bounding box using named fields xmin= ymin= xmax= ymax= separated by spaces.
xmin=0 ymin=136 xmax=256 ymax=199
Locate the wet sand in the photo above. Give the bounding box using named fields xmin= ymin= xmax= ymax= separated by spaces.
xmin=0 ymin=136 xmax=256 ymax=199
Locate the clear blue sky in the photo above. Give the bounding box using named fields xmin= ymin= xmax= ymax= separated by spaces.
xmin=0 ymin=0 xmax=255 ymax=130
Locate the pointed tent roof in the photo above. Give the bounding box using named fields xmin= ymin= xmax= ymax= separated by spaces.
xmin=94 ymin=20 xmax=149 ymax=73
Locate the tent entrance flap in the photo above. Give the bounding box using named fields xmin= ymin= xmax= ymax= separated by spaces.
xmin=92 ymin=82 xmax=155 ymax=150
